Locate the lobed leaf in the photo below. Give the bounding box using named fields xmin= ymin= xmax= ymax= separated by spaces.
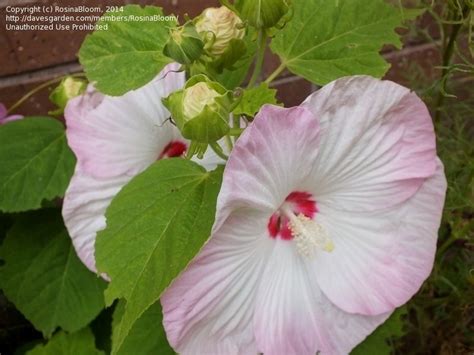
xmin=26 ymin=327 xmax=103 ymax=355
xmin=0 ymin=210 xmax=107 ymax=336
xmin=0 ymin=117 xmax=75 ymax=213
xmin=79 ymin=5 xmax=176 ymax=96
xmin=271 ymin=0 xmax=405 ymax=84
xmin=95 ymin=158 xmax=223 ymax=351
xmin=233 ymin=83 xmax=280 ymax=117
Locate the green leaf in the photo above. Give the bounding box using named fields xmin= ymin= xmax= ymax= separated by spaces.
xmin=399 ymin=7 xmax=426 ymax=22
xmin=233 ymin=83 xmax=280 ymax=116
xmin=0 ymin=117 xmax=75 ymax=213
xmin=26 ymin=328 xmax=103 ymax=355
xmin=112 ymin=300 xmax=174 ymax=355
xmin=270 ymin=0 xmax=405 ymax=84
xmin=351 ymin=307 xmax=407 ymax=355
xmin=79 ymin=5 xmax=176 ymax=96
xmin=0 ymin=210 xmax=107 ymax=336
xmin=95 ymin=159 xmax=223 ymax=351
xmin=0 ymin=212 xmax=13 ymax=246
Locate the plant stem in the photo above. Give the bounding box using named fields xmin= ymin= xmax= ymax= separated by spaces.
xmin=228 ymin=128 xmax=244 ymax=136
xmin=224 ymin=135 xmax=233 ymax=151
xmin=232 ymin=113 xmax=241 ymax=143
xmin=264 ymin=62 xmax=286 ymax=85
xmin=247 ymin=30 xmax=267 ymax=87
xmin=210 ymin=142 xmax=229 ymax=160
xmin=434 ymin=5 xmax=468 ymax=121
xmin=7 ymin=73 xmax=86 ymax=114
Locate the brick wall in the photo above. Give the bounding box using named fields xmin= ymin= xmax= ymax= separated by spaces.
xmin=0 ymin=0 xmax=441 ymax=116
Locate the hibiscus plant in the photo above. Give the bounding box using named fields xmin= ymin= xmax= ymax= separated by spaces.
xmin=3 ymin=0 xmax=467 ymax=354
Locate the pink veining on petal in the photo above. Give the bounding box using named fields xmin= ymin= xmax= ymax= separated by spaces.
xmin=211 ymin=104 xmax=321 ymax=236
xmin=64 ymin=63 xmax=185 ymax=179
xmin=302 ymin=75 xmax=437 ymax=211
xmin=313 ymin=160 xmax=447 ymax=316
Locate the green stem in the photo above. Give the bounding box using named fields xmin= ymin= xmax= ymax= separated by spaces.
xmin=264 ymin=62 xmax=286 ymax=84
xmin=7 ymin=73 xmax=86 ymax=114
xmin=247 ymin=30 xmax=267 ymax=87
xmin=228 ymin=128 xmax=244 ymax=136
xmin=232 ymin=114 xmax=240 ymax=129
xmin=434 ymin=5 xmax=469 ymax=121
xmin=224 ymin=135 xmax=233 ymax=151
xmin=210 ymin=141 xmax=229 ymax=160
xmin=232 ymin=114 xmax=241 ymax=143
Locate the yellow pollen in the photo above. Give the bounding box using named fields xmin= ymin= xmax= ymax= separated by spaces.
xmin=281 ymin=206 xmax=334 ymax=257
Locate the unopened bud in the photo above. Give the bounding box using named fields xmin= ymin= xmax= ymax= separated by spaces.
xmin=231 ymin=0 xmax=290 ymax=29
xmin=196 ymin=6 xmax=245 ymax=57
xmin=163 ymin=75 xmax=232 ymax=143
xmin=163 ymin=23 xmax=204 ymax=65
xmin=49 ymin=76 xmax=87 ymax=115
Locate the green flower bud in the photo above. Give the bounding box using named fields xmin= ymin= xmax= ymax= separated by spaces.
xmin=163 ymin=23 xmax=205 ymax=65
xmin=163 ymin=75 xmax=232 ymax=143
xmin=195 ymin=6 xmax=245 ymax=57
xmin=49 ymin=76 xmax=87 ymax=115
xmin=228 ymin=0 xmax=290 ymax=29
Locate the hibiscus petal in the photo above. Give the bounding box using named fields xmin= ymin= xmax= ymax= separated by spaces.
xmin=161 ymin=210 xmax=271 ymax=354
xmin=302 ymin=76 xmax=437 ymax=212
xmin=216 ymin=105 xmax=321 ymax=227
xmin=65 ymin=63 xmax=185 ymax=178
xmin=254 ymin=240 xmax=389 ymax=355
xmin=160 ymin=105 xmax=342 ymax=353
xmin=62 ymin=168 xmax=130 ymax=273
xmin=313 ymin=160 xmax=446 ymax=315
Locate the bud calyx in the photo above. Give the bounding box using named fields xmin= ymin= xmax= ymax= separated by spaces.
xmin=163 ymin=22 xmax=205 ymax=65
xmin=49 ymin=76 xmax=87 ymax=115
xmin=163 ymin=75 xmax=232 ymax=144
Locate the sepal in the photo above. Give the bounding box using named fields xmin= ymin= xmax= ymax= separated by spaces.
xmin=163 ymin=74 xmax=232 ymax=144
xmin=222 ymin=0 xmax=291 ymax=29
xmin=163 ymin=22 xmax=205 ymax=65
xmin=49 ymin=76 xmax=87 ymax=115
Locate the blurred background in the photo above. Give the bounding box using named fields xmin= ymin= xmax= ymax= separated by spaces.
xmin=0 ymin=0 xmax=473 ymax=354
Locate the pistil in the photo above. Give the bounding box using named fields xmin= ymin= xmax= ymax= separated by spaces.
xmin=280 ymin=205 xmax=334 ymax=257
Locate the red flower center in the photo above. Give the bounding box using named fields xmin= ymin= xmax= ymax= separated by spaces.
xmin=159 ymin=141 xmax=187 ymax=159
xmin=267 ymin=191 xmax=317 ymax=240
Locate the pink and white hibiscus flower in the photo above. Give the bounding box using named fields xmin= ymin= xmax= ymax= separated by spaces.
xmin=62 ymin=64 xmax=222 ymax=273
xmin=161 ymin=76 xmax=447 ymax=354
